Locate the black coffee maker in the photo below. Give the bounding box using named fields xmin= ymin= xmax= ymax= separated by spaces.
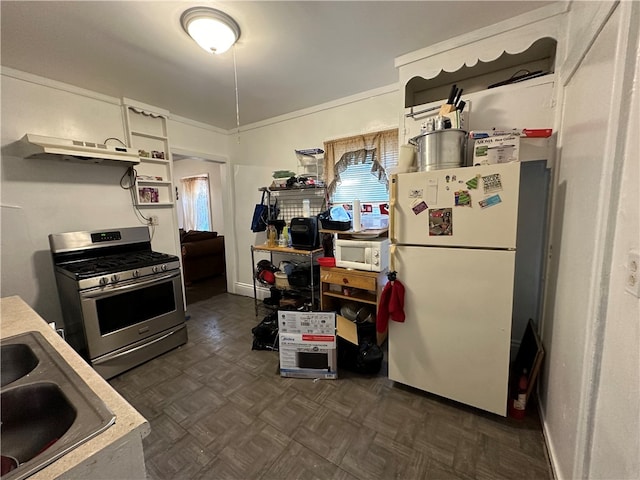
xmin=290 ymin=217 xmax=319 ymax=250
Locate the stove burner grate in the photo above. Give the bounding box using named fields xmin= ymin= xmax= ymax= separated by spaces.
xmin=58 ymin=251 xmax=178 ymax=279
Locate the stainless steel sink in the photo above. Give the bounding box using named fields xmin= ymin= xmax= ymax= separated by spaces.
xmin=0 ymin=344 xmax=38 ymax=387
xmin=0 ymin=331 xmax=115 ymax=480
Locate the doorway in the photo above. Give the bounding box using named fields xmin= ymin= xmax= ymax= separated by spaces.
xmin=173 ymin=153 xmax=229 ymax=305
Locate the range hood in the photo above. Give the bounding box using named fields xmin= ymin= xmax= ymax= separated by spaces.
xmin=18 ymin=133 xmax=139 ymax=165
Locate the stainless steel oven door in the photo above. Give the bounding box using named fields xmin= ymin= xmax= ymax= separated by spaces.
xmin=79 ymin=271 xmax=185 ymax=359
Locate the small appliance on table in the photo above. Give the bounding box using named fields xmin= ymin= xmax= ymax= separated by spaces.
xmin=49 ymin=226 xmax=187 ymax=379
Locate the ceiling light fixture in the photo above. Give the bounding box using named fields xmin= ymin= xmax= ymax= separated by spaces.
xmin=180 ymin=7 xmax=240 ymax=55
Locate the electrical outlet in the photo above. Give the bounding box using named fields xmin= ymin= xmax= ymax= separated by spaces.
xmin=625 ymin=250 xmax=639 ymax=298
xmin=148 ymin=215 xmax=159 ymax=226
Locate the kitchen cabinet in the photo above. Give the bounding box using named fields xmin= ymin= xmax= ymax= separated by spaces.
xmin=0 ymin=296 xmax=149 ymax=479
xmin=320 ymin=266 xmax=388 ymax=345
xmin=396 ymin=6 xmax=564 ymax=166
xmin=122 ymin=99 xmax=175 ymax=207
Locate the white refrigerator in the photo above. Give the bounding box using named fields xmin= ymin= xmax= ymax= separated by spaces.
xmin=388 ymin=162 xmax=521 ymax=416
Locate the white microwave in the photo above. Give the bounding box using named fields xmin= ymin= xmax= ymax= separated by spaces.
xmin=335 ymin=237 xmax=390 ymax=272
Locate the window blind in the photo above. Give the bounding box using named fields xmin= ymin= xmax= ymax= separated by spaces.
xmin=329 ymin=133 xmax=399 ymax=203
xmin=331 ymin=148 xmax=398 ymax=203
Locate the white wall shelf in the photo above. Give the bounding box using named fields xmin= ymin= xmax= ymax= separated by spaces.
xmin=122 ymin=103 xmax=175 ymax=207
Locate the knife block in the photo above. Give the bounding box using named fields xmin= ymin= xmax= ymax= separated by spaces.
xmin=438 ymin=103 xmax=457 ymax=116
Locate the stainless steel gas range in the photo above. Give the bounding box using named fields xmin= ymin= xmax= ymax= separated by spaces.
xmin=49 ymin=226 xmax=187 ymax=379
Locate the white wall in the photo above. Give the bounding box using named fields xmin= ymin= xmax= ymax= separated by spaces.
xmin=1 ymin=71 xmax=141 ymax=322
xmin=588 ymin=4 xmax=640 ymax=478
xmin=0 ymin=69 xmax=231 ymax=323
xmin=541 ymin=2 xmax=640 ymax=479
xmin=228 ymin=87 xmax=399 ymax=296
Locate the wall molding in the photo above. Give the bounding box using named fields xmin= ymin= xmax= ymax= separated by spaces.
xmin=233 ymin=83 xmax=399 ymax=133
xmin=1 ymin=66 xmax=120 ymax=105
xmin=170 ymin=113 xmax=228 ymax=135
xmin=234 ymin=282 xmax=268 ymax=301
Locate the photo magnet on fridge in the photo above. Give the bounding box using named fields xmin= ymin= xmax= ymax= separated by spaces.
xmin=482 ymin=173 xmax=503 ymax=193
xmin=454 ymin=190 xmax=471 ymax=207
xmin=411 ymin=199 xmax=428 ymax=215
xmin=479 ymin=194 xmax=502 ymax=209
xmin=429 ymin=208 xmax=453 ymax=236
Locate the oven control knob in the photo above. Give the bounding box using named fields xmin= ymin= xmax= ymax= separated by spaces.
xmin=152 ymin=266 xmax=159 ymax=273
xmin=132 ymin=270 xmax=140 ymax=278
xmin=111 ymin=274 xmax=120 ymax=283
xmin=99 ymin=277 xmax=109 ymax=286
xmin=161 ymin=264 xmax=167 ymax=272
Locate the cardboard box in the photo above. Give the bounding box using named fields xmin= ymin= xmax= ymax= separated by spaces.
xmin=472 ymin=134 xmax=520 ymax=165
xmin=278 ymin=311 xmax=338 ymax=379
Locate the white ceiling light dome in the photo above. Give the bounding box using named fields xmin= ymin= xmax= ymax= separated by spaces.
xmin=180 ymin=7 xmax=240 ymax=55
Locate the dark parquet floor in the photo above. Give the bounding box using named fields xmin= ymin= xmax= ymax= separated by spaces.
xmin=109 ymin=292 xmax=552 ymax=480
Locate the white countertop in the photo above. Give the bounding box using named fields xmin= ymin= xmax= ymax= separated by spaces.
xmin=1 ymin=295 xmax=150 ymax=479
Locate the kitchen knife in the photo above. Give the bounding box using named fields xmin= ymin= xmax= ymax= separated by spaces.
xmin=453 ymin=88 xmax=463 ymax=108
xmin=446 ymin=84 xmax=457 ymax=105
xmin=456 ymin=100 xmax=466 ymax=112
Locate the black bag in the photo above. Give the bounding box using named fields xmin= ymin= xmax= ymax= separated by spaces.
xmin=251 ymin=192 xmax=281 ymax=233
xmin=337 ymin=323 xmax=383 ymax=374
xmin=251 ymin=312 xmax=279 ymax=351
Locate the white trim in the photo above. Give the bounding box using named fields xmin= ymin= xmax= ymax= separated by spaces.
xmin=1 ymin=66 xmax=120 ymax=105
xmin=234 ymin=83 xmax=399 ymax=133
xmin=394 ymin=3 xmax=568 ymax=68
xmin=538 ymin=402 xmax=561 ymax=480
xmin=121 ymin=97 xmax=170 ymax=118
xmin=559 ymin=1 xmax=619 ymax=87
xmin=573 ymin=3 xmax=636 ymax=478
xmin=169 ymin=113 xmax=228 ymax=135
xmin=235 ymin=282 xmax=269 ymax=300
xmin=172 ymin=147 xmax=228 ymax=164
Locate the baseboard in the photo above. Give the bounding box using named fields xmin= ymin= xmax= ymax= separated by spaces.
xmin=235 ymin=282 xmax=270 ymax=300
xmin=538 ymin=396 xmax=560 ymax=479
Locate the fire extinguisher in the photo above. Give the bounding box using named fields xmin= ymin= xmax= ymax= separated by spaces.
xmin=510 ymin=368 xmax=528 ymax=419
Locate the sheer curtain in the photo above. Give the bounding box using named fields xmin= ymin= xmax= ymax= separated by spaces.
xmin=181 ymin=175 xmax=212 ymax=231
xmin=323 ymin=128 xmax=398 ymax=199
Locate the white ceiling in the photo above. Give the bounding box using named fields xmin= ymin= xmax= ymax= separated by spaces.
xmin=1 ymin=1 xmax=556 ymax=130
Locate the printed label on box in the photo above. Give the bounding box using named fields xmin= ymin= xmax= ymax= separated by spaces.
xmin=473 ymin=135 xmax=520 ymax=165
xmin=278 ymin=311 xmax=337 ymax=379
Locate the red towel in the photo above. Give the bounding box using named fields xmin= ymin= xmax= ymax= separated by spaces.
xmin=376 ymin=279 xmax=406 ymax=333
xmin=389 ymin=279 xmax=405 ymax=322
xmin=376 ymin=282 xmax=392 ymax=333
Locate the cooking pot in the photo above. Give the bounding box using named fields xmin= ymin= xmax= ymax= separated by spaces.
xmin=409 ymin=129 xmax=468 ymax=171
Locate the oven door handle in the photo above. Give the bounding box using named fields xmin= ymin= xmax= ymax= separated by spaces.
xmin=92 ymin=327 xmax=183 ymax=364
xmin=82 ymin=272 xmax=181 ymax=299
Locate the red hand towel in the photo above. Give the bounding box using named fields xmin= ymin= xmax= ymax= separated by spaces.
xmin=389 ymin=279 xmax=405 ymax=322
xmin=376 ymin=281 xmax=393 ymax=333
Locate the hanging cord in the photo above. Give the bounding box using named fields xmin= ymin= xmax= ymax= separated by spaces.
xmin=233 ymin=46 xmax=240 ymax=143
xmin=103 ymin=137 xmax=127 ymax=147
xmin=120 ymin=166 xmax=151 ymax=225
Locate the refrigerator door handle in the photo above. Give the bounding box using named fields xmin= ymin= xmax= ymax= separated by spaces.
xmin=390 ymin=175 xmax=398 ymax=243
xmin=390 ymin=244 xmax=397 ymax=272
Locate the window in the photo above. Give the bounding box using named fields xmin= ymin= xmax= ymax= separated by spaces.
xmin=323 ymin=129 xmax=398 ymax=204
xmin=180 ymin=174 xmax=212 ymax=231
